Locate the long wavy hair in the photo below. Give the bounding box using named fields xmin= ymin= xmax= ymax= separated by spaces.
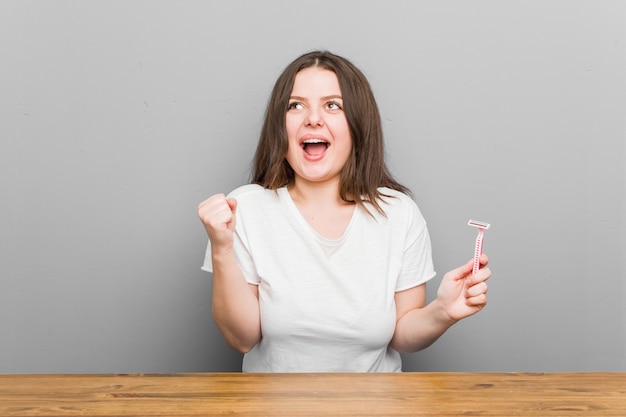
xmin=251 ymin=50 xmax=409 ymax=214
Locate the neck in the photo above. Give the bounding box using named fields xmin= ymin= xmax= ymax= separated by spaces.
xmin=288 ymin=178 xmax=350 ymax=208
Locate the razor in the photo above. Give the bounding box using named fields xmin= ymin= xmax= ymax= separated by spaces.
xmin=468 ymin=220 xmax=490 ymax=275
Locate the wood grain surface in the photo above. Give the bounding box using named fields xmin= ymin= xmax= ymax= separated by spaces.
xmin=1 ymin=372 xmax=625 ymax=416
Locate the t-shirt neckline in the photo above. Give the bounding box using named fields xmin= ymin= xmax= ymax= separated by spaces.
xmin=278 ymin=187 xmax=359 ymax=246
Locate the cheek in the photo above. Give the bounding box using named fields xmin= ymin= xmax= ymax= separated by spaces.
xmin=330 ymin=122 xmax=352 ymax=153
xmin=285 ymin=114 xmax=300 ymax=136
xmin=339 ymin=141 xmax=353 ymax=162
xmin=286 ymin=141 xmax=298 ymax=161
xmin=285 ymin=136 xmax=300 ymax=166
xmin=283 ymin=116 xmax=296 ymax=146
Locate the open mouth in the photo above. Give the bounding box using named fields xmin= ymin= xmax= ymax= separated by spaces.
xmin=302 ymin=139 xmax=329 ymax=156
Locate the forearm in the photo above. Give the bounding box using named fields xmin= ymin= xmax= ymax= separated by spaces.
xmin=211 ymin=249 xmax=261 ymax=353
xmin=389 ymin=299 xmax=457 ymax=353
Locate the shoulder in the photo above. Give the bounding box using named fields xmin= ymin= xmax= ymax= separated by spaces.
xmin=227 ymin=184 xmax=274 ymax=200
xmin=228 ymin=184 xmax=278 ymax=206
xmin=377 ymin=187 xmax=418 ymax=210
xmin=375 ymin=187 xmax=426 ymax=223
xmin=378 ymin=187 xmax=413 ymax=201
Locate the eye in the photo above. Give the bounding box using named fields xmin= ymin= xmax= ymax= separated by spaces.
xmin=326 ymin=101 xmax=343 ymax=111
xmin=287 ymin=101 xmax=303 ymax=111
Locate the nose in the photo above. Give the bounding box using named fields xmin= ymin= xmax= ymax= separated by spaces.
xmin=305 ymin=108 xmax=323 ymax=127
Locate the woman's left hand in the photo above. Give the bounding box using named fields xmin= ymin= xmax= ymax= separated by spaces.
xmin=436 ymin=254 xmax=491 ymax=323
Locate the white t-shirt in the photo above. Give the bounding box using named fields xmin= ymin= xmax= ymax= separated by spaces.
xmin=202 ymin=184 xmax=436 ymax=372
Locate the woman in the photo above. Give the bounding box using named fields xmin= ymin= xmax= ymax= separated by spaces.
xmin=198 ymin=51 xmax=490 ymax=372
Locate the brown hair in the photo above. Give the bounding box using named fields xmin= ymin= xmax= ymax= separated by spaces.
xmin=251 ymin=50 xmax=410 ymax=214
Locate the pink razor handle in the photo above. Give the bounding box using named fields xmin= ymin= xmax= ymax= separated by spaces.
xmin=468 ymin=220 xmax=490 ymax=275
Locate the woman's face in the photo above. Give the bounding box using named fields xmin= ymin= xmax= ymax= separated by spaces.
xmin=285 ymin=67 xmax=352 ymax=187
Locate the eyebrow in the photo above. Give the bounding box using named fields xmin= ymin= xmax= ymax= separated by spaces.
xmin=289 ymin=94 xmax=343 ymax=101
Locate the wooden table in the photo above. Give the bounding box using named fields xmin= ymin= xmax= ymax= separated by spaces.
xmin=1 ymin=372 xmax=625 ymax=416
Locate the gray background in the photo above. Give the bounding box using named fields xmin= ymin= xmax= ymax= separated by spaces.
xmin=1 ymin=0 xmax=624 ymax=373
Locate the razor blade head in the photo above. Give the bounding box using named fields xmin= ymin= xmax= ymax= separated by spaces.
xmin=468 ymin=219 xmax=491 ymax=229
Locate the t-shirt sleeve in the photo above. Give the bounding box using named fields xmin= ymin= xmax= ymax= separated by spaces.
xmin=200 ymin=242 xmax=213 ymax=273
xmin=395 ymin=199 xmax=436 ymax=292
xmin=200 ymin=228 xmax=261 ymax=285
